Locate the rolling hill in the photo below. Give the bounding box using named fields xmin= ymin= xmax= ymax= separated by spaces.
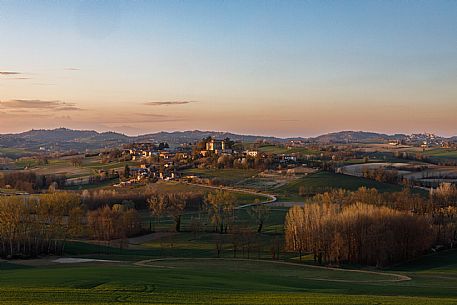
xmin=0 ymin=128 xmax=454 ymax=153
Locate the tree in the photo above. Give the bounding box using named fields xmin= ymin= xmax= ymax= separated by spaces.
xmin=205 ymin=189 xmax=236 ymax=233
xmin=71 ymin=157 xmax=83 ymax=167
xmin=124 ymin=165 xmax=130 ymax=179
xmin=148 ymin=195 xmax=167 ymax=232
xmin=48 ymin=181 xmax=59 ymax=193
xmin=0 ymin=192 xmax=81 ymax=258
xmin=167 ymin=193 xmax=187 ymax=232
xmin=247 ymin=200 xmax=270 ymax=233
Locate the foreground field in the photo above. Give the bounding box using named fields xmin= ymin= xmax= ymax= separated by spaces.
xmin=1 ymin=246 xmax=457 ymax=304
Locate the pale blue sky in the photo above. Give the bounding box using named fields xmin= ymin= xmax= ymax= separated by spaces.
xmin=1 ymin=1 xmax=456 ymax=136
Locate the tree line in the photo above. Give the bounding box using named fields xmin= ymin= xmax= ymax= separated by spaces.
xmin=0 ymin=171 xmax=67 ymax=193
xmin=0 ymin=192 xmax=83 ymax=258
xmin=285 ymin=187 xmax=457 ymax=266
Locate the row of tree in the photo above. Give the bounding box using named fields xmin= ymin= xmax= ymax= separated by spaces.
xmin=285 ymin=202 xmax=433 ymax=266
xmin=0 ymin=192 xmax=83 ymax=258
xmin=285 ymin=186 xmax=457 ymax=266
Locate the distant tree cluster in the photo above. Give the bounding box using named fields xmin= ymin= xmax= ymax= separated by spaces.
xmin=0 ymin=192 xmax=83 ymax=258
xmin=362 ymin=168 xmax=400 ymax=184
xmin=0 ymin=172 xmax=67 ymax=193
xmin=195 ymin=154 xmax=274 ymax=171
xmin=82 ymin=188 xmax=152 ymax=210
xmin=87 ymin=204 xmax=141 ymax=242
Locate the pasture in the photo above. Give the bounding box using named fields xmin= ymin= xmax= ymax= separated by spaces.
xmin=181 ymin=168 xmax=261 ymax=185
xmin=255 ymin=144 xmax=318 ymax=155
xmin=274 ymin=171 xmax=404 ymax=201
xmin=422 ymin=148 xmax=457 ymax=162
xmin=0 ymin=147 xmax=32 ymax=159
xmin=0 ymin=249 xmax=456 ymax=304
xmin=185 ymin=169 xmax=407 ymax=202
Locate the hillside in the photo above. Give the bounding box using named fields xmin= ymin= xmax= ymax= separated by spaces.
xmin=311 ymin=131 xmax=405 ymax=143
xmin=0 ymin=128 xmax=130 ymax=151
xmin=0 ymin=128 xmax=455 ymax=153
xmin=134 ymin=130 xmax=292 ymax=144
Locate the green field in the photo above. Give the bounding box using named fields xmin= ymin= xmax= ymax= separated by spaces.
xmin=254 ymin=144 xmax=318 ymax=155
xmin=274 ymin=171 xmax=404 ymax=201
xmin=0 ymin=147 xmax=32 ymax=159
xmin=181 ymin=168 xmax=261 ymax=185
xmin=1 ymin=249 xmax=457 ymax=304
xmin=0 ymin=187 xmax=455 ymax=304
xmin=181 ymin=168 xmax=407 ymax=203
xmin=422 ymin=148 xmax=457 ymax=162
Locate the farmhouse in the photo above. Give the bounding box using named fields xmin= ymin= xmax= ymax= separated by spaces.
xmin=245 ymin=150 xmax=259 ymax=157
xmin=280 ymin=154 xmax=297 ymax=163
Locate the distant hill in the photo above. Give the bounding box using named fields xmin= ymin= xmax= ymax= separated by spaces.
xmin=0 ymin=128 xmax=289 ymax=152
xmin=134 ymin=130 xmax=293 ymax=144
xmin=310 ymin=131 xmax=407 ymax=144
xmin=0 ymin=128 xmax=130 ymax=151
xmin=0 ymin=128 xmax=455 ymax=153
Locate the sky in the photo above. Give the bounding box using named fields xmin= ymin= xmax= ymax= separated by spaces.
xmin=1 ymin=0 xmax=457 ymax=137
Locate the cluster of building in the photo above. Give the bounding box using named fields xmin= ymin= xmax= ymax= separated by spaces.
xmin=198 ymin=138 xmax=298 ymax=163
xmin=199 ymin=139 xmax=233 ymax=156
xmin=389 ymin=133 xmax=453 ymax=148
xmin=114 ymin=163 xmax=178 ymax=187
xmin=123 ymin=142 xmax=191 ymax=161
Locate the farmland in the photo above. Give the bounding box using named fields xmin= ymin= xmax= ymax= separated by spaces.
xmin=0 ymin=147 xmax=32 ymax=159
xmin=181 ymin=168 xmax=261 ymax=185
xmin=422 ymin=148 xmax=457 ymax=162
xmin=14 ymin=155 xmax=138 ymax=178
xmin=273 ymin=171 xmax=404 ymax=202
xmin=1 ymin=134 xmax=457 ymax=304
xmin=181 ymin=168 xmax=405 ymax=202
xmin=0 ymin=246 xmax=456 ymax=304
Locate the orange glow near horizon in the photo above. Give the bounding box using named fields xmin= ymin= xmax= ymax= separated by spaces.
xmin=1 ymin=1 xmax=457 ymax=137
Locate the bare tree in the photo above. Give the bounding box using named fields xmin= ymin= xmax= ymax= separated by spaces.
xmin=148 ymin=195 xmax=167 ymax=232
xmin=247 ymin=200 xmax=270 ymax=233
xmin=205 ymin=189 xmax=236 ymax=233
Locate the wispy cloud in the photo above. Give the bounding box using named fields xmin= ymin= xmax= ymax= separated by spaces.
xmin=0 ymin=71 xmax=21 ymax=75
xmin=56 ymin=106 xmax=83 ymax=111
xmin=144 ymin=101 xmax=198 ymax=106
xmin=134 ymin=113 xmax=168 ymax=118
xmin=64 ymin=68 xmax=80 ymax=71
xmin=0 ymin=71 xmax=31 ymax=80
xmin=0 ymin=99 xmax=83 ymax=111
xmin=2 ymin=77 xmax=31 ymax=80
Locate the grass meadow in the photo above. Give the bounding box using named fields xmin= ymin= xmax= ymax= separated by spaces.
xmin=1 ymin=249 xmax=457 ymax=304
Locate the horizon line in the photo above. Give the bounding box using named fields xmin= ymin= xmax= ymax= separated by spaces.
xmin=0 ymin=127 xmax=454 ymax=140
